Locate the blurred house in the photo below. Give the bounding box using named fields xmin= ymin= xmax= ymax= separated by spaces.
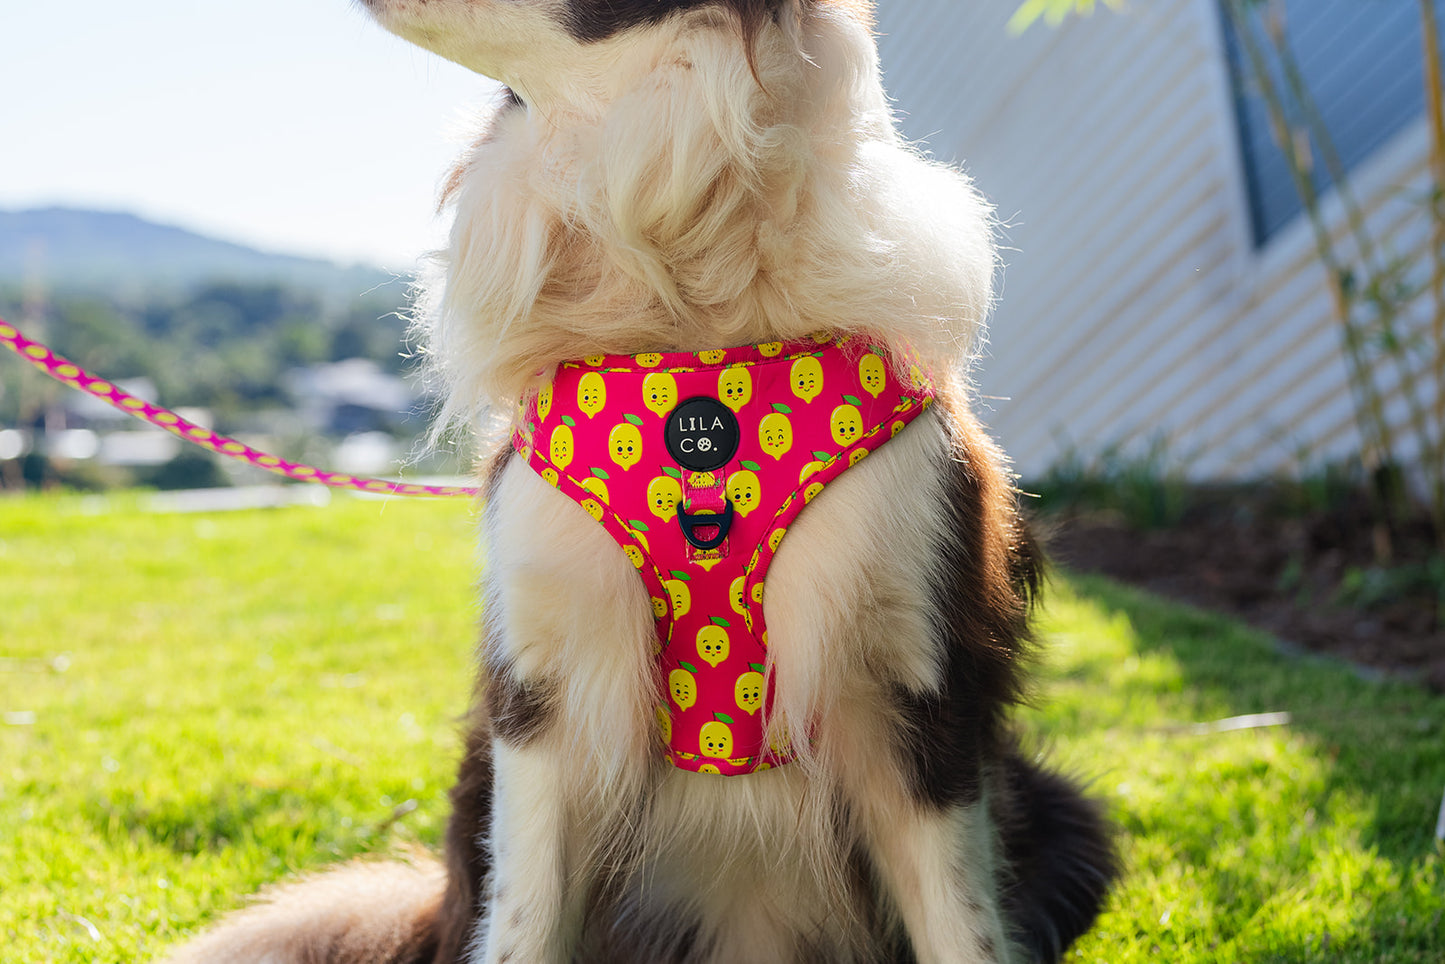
xmin=876 ymin=0 xmax=1441 ymax=478
xmin=284 ymin=358 xmax=419 ymax=436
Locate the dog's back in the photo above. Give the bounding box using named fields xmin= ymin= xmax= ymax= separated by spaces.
xmin=166 ymin=3 xmax=1117 ymax=962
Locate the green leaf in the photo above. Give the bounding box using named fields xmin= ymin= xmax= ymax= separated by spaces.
xmin=623 ymin=413 xmax=644 ymax=426
xmin=591 ymin=467 xmax=610 ymax=480
xmin=561 ymin=415 xmax=576 ymax=427
xmin=710 ymin=616 xmax=731 ymax=628
xmin=679 ymin=661 xmax=698 ymax=674
xmin=749 ymin=663 xmax=766 ymax=673
xmin=740 ymin=461 xmax=762 ymax=472
xmin=812 ymin=450 xmax=833 ymax=460
xmin=628 ymin=520 xmax=650 ymax=532
xmin=843 ymin=394 xmax=862 ymax=406
xmin=669 ymin=571 xmax=691 ymax=582
xmin=662 ymin=466 xmax=683 ymax=479
xmin=771 ymin=403 xmax=793 ymax=414
xmin=714 ymin=712 xmax=735 ymax=725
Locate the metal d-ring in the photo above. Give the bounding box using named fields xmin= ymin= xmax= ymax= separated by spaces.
xmin=677 ymin=499 xmax=734 ymax=551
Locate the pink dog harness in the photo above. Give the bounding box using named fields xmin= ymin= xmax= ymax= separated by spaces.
xmin=512 ymin=334 xmax=934 ymax=775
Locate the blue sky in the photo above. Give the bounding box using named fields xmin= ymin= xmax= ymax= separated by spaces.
xmin=2 ymin=1 xmax=503 ymax=271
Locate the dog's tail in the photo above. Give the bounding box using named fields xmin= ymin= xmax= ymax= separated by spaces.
xmin=163 ymin=855 xmax=447 ymax=964
xmin=995 ymin=751 xmax=1120 ymax=964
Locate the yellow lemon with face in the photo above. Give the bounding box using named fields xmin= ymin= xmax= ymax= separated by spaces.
xmin=689 ymin=471 xmax=717 ymax=488
xmin=699 ymin=720 xmax=734 ymax=759
xmin=718 ymin=366 xmax=752 ymax=412
xmin=726 ymin=470 xmax=761 ymax=517
xmin=848 ymin=447 xmax=868 ymax=467
xmin=758 ymin=341 xmax=782 ymax=357
xmin=799 ymin=460 xmax=824 ymax=484
xmin=804 ymin=481 xmax=824 ymax=503
xmin=549 ymin=424 xmax=575 ymax=470
xmin=580 ymin=475 xmax=609 ymax=504
xmin=651 ymin=596 xmax=669 ymax=619
xmin=636 ymin=352 xmax=663 ymax=368
xmin=859 ymin=353 xmax=886 ymax=398
xmin=580 ymin=498 xmax=604 ymax=523
xmin=537 ymin=383 xmax=553 ymax=420
xmin=584 ymin=354 xmax=606 ymax=367
xmin=891 ymin=419 xmax=906 ymax=438
xmin=697 ymin=349 xmax=727 ymax=364
xmin=735 ymin=669 xmax=765 ymax=716
xmin=698 ymin=764 xmax=721 ymax=774
xmin=630 ymin=528 xmax=650 ymax=552
xmin=758 ymin=412 xmax=793 ymax=460
xmin=646 ymin=475 xmax=682 ymax=522
xmin=768 ymin=720 xmax=791 ymax=756
xmin=696 ymin=625 xmax=730 ymax=668
xmin=729 ymin=576 xmax=747 ymax=615
xmin=666 ymin=579 xmax=691 ymax=619
xmin=751 ymin=582 xmax=765 ymax=604
xmin=668 ymin=667 xmax=697 ymax=710
xmin=655 ymin=706 xmax=672 ymax=743
xmin=830 ymin=403 xmax=863 ymax=446
xmin=642 ymin=372 xmax=677 ymax=417
xmin=608 ymin=421 xmax=643 ymax=470
xmin=624 ymin=544 xmax=645 ymax=569
xmin=541 ymin=467 xmax=559 ymax=487
xmin=790 ymin=356 xmax=824 ymax=403
xmin=578 ymin=372 xmax=606 ymax=417
xmin=768 ymin=528 xmax=786 ymax=552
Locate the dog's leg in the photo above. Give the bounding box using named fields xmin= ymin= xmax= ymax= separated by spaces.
xmin=473 ymin=462 xmax=659 ymax=964
xmin=855 ymin=787 xmax=1014 ymax=964
xmin=476 ymin=737 xmax=576 ymax=964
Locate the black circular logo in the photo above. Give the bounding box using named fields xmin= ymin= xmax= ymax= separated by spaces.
xmin=664 ymin=396 xmax=739 ymax=472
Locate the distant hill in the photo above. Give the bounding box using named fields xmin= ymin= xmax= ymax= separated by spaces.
xmin=0 ymin=207 xmax=394 ymax=297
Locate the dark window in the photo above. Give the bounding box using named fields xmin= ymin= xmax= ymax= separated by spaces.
xmin=1221 ymin=0 xmax=1440 ymax=246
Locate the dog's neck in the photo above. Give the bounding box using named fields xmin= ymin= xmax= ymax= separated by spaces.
xmin=418 ymin=4 xmax=994 ymax=436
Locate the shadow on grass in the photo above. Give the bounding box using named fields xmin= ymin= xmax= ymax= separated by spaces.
xmin=1060 ymin=572 xmax=1444 ymax=961
xmin=1068 ymin=572 xmax=1444 ymax=860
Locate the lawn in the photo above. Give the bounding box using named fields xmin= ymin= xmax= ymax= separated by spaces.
xmin=1 ymin=493 xmax=1441 ymax=962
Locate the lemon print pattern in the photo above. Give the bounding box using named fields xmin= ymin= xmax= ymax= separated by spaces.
xmin=696 ymin=624 xmax=730 ymax=667
xmin=758 ymin=410 xmax=793 ymax=459
xmin=642 ymin=372 xmax=677 ymax=417
xmin=550 ymin=424 xmax=574 ymax=470
xmin=647 ymin=474 xmax=683 ymax=522
xmin=580 ymin=475 xmax=609 ymax=503
xmin=735 ymin=666 xmax=765 ymax=715
xmin=859 ymin=353 xmax=886 ymax=398
xmin=608 ymin=420 xmax=643 ymax=470
xmin=578 ymin=372 xmax=606 ymax=417
xmin=790 ymin=356 xmax=823 ymax=403
xmin=830 ymin=402 xmax=863 ymax=446
xmin=718 ymin=366 xmax=752 ymax=413
xmin=699 ymin=714 xmax=734 ymax=759
xmin=669 ymin=664 xmax=698 ymax=710
xmin=726 ymin=470 xmax=761 ymax=517
xmin=510 ymin=336 xmax=935 ymax=776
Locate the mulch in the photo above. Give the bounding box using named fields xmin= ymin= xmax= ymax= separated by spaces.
xmin=1041 ymin=498 xmax=1445 ymax=693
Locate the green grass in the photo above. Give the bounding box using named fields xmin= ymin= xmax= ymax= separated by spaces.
xmin=1 ymin=494 xmax=1441 ymax=962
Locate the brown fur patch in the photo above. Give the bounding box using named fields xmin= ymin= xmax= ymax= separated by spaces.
xmin=895 ymin=398 xmax=1035 ymax=809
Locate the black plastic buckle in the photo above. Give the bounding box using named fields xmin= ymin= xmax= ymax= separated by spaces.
xmin=677 ymin=499 xmax=734 ymax=551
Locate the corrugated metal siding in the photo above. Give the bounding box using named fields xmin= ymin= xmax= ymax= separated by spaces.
xmin=873 ymin=0 xmax=1440 ymax=480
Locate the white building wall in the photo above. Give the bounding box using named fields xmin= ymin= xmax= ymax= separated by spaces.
xmin=874 ymin=0 xmax=1438 ymax=479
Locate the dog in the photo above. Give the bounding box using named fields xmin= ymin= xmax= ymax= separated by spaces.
xmin=167 ymin=2 xmax=1117 ymax=962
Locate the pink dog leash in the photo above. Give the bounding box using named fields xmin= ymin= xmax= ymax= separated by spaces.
xmin=0 ymin=317 xmax=479 ymax=499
